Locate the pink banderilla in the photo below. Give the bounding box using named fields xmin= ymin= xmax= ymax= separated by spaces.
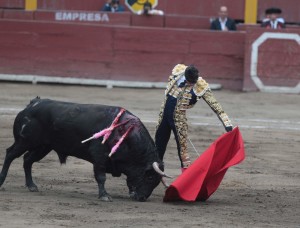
xmin=81 ymin=108 xmax=126 ymax=144
xmin=108 ymin=126 xmax=133 ymax=157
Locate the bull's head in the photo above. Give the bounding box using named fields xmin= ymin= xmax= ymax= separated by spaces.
xmin=130 ymin=162 xmax=170 ymax=202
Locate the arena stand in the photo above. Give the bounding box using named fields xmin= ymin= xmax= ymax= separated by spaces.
xmin=0 ymin=0 xmax=299 ymax=92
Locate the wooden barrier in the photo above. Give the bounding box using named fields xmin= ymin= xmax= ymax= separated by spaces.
xmin=1 ymin=5 xmax=299 ymax=92
xmin=37 ymin=0 xmax=104 ymax=11
xmin=3 ymin=9 xmax=33 ymax=19
xmin=131 ymin=14 xmax=164 ymax=27
xmin=257 ymin=0 xmax=300 ymax=24
xmin=34 ymin=10 xmax=132 ymax=26
xmin=0 ymin=0 xmax=24 ymax=9
xmin=159 ymin=0 xmax=245 ymax=20
xmin=165 ymin=15 xmax=211 ymax=30
xmin=1 ymin=0 xmax=300 ymax=25
xmin=243 ymin=27 xmax=300 ymax=92
xmin=0 ymin=19 xmax=245 ymax=90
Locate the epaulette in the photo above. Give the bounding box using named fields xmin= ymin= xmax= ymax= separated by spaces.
xmin=193 ymin=77 xmax=210 ymax=96
xmin=165 ymin=64 xmax=187 ymax=95
xmin=172 ymin=64 xmax=187 ymax=76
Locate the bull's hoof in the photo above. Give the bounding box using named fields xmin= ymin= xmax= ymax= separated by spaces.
xmin=129 ymin=191 xmax=136 ymax=198
xmin=129 ymin=192 xmax=146 ymax=201
xmin=0 ymin=175 xmax=5 ymax=186
xmin=27 ymin=184 xmax=39 ymax=192
xmin=99 ymin=194 xmax=113 ymax=202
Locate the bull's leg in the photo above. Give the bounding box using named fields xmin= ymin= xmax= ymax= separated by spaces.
xmin=0 ymin=143 xmax=28 ymax=187
xmin=126 ymin=176 xmax=137 ymax=199
xmin=89 ymin=141 xmax=112 ymax=201
xmin=23 ymin=146 xmax=52 ymax=192
xmin=94 ymin=165 xmax=112 ymax=202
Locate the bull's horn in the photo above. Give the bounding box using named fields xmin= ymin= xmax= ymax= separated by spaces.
xmin=161 ymin=178 xmax=170 ymax=188
xmin=152 ymin=162 xmax=172 ymax=178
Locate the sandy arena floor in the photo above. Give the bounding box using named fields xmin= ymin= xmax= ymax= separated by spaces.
xmin=0 ymin=82 xmax=299 ymax=227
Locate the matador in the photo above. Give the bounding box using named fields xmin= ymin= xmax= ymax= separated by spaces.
xmin=155 ymin=64 xmax=233 ymax=172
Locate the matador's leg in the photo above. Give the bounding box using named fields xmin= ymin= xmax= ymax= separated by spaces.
xmin=173 ymin=110 xmax=191 ymax=168
xmin=155 ymin=115 xmax=172 ymax=161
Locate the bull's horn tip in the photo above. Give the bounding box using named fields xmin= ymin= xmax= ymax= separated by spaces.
xmin=164 ymin=174 xmax=173 ymax=179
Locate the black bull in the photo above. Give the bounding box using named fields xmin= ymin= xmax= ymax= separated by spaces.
xmin=0 ymin=98 xmax=168 ymax=201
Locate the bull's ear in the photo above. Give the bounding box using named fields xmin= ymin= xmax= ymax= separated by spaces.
xmin=145 ymin=163 xmax=154 ymax=171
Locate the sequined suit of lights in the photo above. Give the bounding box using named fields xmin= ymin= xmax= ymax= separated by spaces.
xmin=155 ymin=64 xmax=232 ymax=168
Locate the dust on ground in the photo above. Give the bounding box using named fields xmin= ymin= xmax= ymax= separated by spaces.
xmin=0 ymin=82 xmax=299 ymax=227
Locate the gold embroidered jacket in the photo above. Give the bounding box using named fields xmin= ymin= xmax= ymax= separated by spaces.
xmin=163 ymin=73 xmax=232 ymax=129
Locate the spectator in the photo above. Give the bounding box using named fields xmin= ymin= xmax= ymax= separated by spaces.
xmin=101 ymin=0 xmax=125 ymax=13
xmin=210 ymin=6 xmax=236 ymax=31
xmin=136 ymin=1 xmax=164 ymax=16
xmin=261 ymin=7 xmax=285 ymax=29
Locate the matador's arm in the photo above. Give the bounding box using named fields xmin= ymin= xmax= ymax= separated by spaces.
xmin=193 ymin=78 xmax=233 ymax=132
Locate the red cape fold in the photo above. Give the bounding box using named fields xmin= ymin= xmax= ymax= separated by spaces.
xmin=163 ymin=127 xmax=245 ymax=202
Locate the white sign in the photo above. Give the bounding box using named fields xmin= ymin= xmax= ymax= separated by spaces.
xmin=55 ymin=12 xmax=109 ymax=22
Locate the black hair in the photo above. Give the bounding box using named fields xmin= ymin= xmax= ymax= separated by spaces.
xmin=265 ymin=7 xmax=282 ymax=15
xmin=144 ymin=2 xmax=152 ymax=8
xmin=185 ymin=65 xmax=199 ymax=83
xmin=143 ymin=1 xmax=152 ymax=14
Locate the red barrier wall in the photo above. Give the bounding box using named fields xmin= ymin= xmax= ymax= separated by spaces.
xmin=2 ymin=0 xmax=300 ymax=24
xmin=257 ymin=0 xmax=300 ymax=24
xmin=0 ymin=19 xmax=245 ymax=89
xmin=159 ymin=0 xmax=245 ymax=20
xmin=3 ymin=9 xmax=33 ymax=19
xmin=37 ymin=0 xmax=103 ymax=11
xmin=243 ymin=27 xmax=300 ymax=91
xmin=36 ymin=0 xmax=300 ymax=24
xmin=0 ymin=0 xmax=24 ymax=9
xmin=165 ymin=15 xmax=211 ymax=30
xmin=34 ymin=11 xmax=132 ymax=26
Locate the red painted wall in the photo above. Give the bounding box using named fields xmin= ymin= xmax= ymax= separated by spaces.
xmin=1 ymin=1 xmax=299 ymax=91
xmin=2 ymin=0 xmax=300 ymax=23
xmin=243 ymin=27 xmax=300 ymax=91
xmin=0 ymin=0 xmax=24 ymax=9
xmin=35 ymin=0 xmax=300 ymax=23
xmin=3 ymin=8 xmax=33 ymax=19
xmin=0 ymin=19 xmax=245 ymax=89
xmin=158 ymin=0 xmax=245 ymax=20
xmin=257 ymin=0 xmax=300 ymax=24
xmin=37 ymin=0 xmax=103 ymax=11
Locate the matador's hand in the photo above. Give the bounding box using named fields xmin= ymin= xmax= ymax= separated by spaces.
xmin=225 ymin=126 xmax=233 ymax=132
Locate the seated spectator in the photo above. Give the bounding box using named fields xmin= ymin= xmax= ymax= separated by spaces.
xmin=136 ymin=1 xmax=164 ymax=16
xmin=261 ymin=7 xmax=285 ymax=29
xmin=101 ymin=0 xmax=125 ymax=13
xmin=210 ymin=6 xmax=236 ymax=31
